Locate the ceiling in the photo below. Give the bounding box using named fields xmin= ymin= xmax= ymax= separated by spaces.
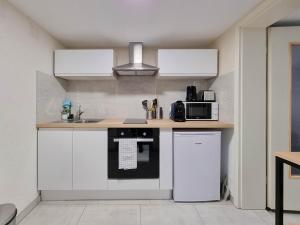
xmin=9 ymin=0 xmax=263 ymax=48
xmin=273 ymin=8 xmax=300 ymax=26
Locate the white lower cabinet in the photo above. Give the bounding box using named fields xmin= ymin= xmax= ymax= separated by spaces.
xmin=38 ymin=129 xmax=73 ymax=190
xmin=38 ymin=128 xmax=174 ymax=193
xmin=73 ymin=129 xmax=107 ymax=190
xmin=159 ymin=128 xmax=173 ymax=190
xmin=38 ymin=129 xmax=108 ymax=191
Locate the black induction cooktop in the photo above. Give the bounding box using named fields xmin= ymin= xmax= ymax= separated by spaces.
xmin=123 ymin=118 xmax=148 ymax=124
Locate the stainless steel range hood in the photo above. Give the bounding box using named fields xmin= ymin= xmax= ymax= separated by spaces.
xmin=113 ymin=42 xmax=159 ymax=76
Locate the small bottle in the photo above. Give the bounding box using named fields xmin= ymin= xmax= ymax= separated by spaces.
xmin=159 ymin=107 xmax=163 ymax=119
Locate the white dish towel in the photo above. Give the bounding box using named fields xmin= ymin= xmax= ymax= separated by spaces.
xmin=118 ymin=139 xmax=138 ymax=170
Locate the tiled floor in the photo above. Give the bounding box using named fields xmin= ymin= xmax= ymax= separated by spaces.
xmin=19 ymin=200 xmax=300 ymax=225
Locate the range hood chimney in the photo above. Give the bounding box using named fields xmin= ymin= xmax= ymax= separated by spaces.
xmin=113 ymin=42 xmax=159 ymax=76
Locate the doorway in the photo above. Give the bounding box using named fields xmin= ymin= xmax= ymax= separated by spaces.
xmin=267 ymin=27 xmax=300 ymax=211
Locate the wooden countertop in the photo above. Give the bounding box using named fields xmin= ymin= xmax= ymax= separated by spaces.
xmin=274 ymin=152 xmax=300 ymax=166
xmin=37 ymin=119 xmax=234 ymax=129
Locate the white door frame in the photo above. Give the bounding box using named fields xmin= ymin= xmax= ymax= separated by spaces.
xmin=231 ymin=0 xmax=300 ymax=209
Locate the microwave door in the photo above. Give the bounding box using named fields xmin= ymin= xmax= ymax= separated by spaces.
xmin=187 ymin=104 xmax=211 ymax=119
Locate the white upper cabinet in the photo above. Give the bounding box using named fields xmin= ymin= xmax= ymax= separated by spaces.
xmin=54 ymin=49 xmax=114 ymax=80
xmin=158 ymin=49 xmax=218 ymax=78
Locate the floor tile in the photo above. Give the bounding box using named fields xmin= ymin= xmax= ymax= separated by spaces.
xmin=195 ymin=204 xmax=235 ymax=225
xmin=40 ymin=200 xmax=99 ymax=205
xmin=77 ymin=205 xmax=140 ymax=225
xmin=195 ymin=204 xmax=267 ymax=225
xmin=97 ymin=200 xmax=149 ymax=205
xmin=253 ymin=210 xmax=274 ymax=225
xmin=141 ymin=204 xmax=203 ymax=225
xmin=268 ymin=211 xmax=300 ymax=225
xmin=19 ymin=200 xmax=300 ymax=225
xmin=148 ymin=200 xmax=173 ymax=205
xmin=19 ymin=204 xmax=85 ymax=225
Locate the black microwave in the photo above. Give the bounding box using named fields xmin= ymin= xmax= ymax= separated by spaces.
xmin=183 ymin=102 xmax=219 ymax=121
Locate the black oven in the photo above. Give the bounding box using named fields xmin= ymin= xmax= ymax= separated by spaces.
xmin=108 ymin=128 xmax=159 ymax=179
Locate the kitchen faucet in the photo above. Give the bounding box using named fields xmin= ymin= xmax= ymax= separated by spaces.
xmin=75 ymin=104 xmax=84 ymax=120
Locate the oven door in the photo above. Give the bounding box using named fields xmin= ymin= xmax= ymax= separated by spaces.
xmin=108 ymin=137 xmax=159 ymax=179
xmin=185 ymin=103 xmax=212 ymax=120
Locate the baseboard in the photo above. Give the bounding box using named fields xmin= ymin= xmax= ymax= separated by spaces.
xmin=41 ymin=190 xmax=172 ymax=201
xmin=16 ymin=195 xmax=40 ymax=224
xmin=230 ymin=195 xmax=234 ymax=203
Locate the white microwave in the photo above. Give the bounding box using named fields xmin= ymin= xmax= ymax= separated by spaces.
xmin=183 ymin=102 xmax=219 ymax=121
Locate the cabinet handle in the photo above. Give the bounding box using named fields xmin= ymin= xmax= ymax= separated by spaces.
xmin=194 ymin=142 xmax=202 ymax=145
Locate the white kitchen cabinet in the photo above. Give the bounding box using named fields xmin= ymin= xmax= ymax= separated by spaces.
xmin=38 ymin=129 xmax=73 ymax=190
xmin=38 ymin=129 xmax=108 ymax=191
xmin=159 ymin=128 xmax=173 ymax=190
xmin=73 ymin=129 xmax=108 ymax=190
xmin=158 ymin=49 xmax=218 ymax=79
xmin=54 ymin=49 xmax=114 ymax=80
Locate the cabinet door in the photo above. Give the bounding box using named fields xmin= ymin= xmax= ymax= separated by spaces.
xmin=54 ymin=49 xmax=114 ymax=75
xmin=159 ymin=128 xmax=173 ymax=190
xmin=158 ymin=49 xmax=218 ymax=77
xmin=73 ymin=129 xmax=108 ymax=190
xmin=38 ymin=129 xmax=73 ymax=190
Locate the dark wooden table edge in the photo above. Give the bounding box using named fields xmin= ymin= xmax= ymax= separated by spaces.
xmin=275 ymin=156 xmax=300 ymax=225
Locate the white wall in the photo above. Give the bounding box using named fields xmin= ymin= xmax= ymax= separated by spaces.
xmin=209 ymin=28 xmax=238 ymax=206
xmin=240 ymin=28 xmax=266 ymax=209
xmin=0 ymin=0 xmax=63 ymax=214
xmin=209 ymin=28 xmax=235 ymax=123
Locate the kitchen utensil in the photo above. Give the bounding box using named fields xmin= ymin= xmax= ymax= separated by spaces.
xmin=142 ymin=100 xmax=149 ymax=119
xmin=142 ymin=100 xmax=148 ymax=109
xmin=151 ymin=108 xmax=157 ymax=119
xmin=148 ymin=100 xmax=152 ymax=111
xmin=153 ymin=98 xmax=158 ymax=108
xmin=150 ymin=98 xmax=158 ymax=119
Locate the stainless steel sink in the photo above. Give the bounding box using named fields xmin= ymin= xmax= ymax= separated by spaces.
xmin=54 ymin=119 xmax=103 ymax=123
xmin=74 ymin=119 xmax=103 ymax=123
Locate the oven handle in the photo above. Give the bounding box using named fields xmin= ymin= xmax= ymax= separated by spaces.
xmin=113 ymin=138 xmax=154 ymax=143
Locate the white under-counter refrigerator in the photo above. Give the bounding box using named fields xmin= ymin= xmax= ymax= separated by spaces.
xmin=173 ymin=131 xmax=221 ymax=202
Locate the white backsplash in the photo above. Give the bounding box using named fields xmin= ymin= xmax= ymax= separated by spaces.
xmin=67 ymin=77 xmax=208 ymax=119
xmin=208 ymin=72 xmax=234 ymax=123
xmin=36 ymin=70 xmax=209 ymax=122
xmin=36 ymin=71 xmax=68 ymax=122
